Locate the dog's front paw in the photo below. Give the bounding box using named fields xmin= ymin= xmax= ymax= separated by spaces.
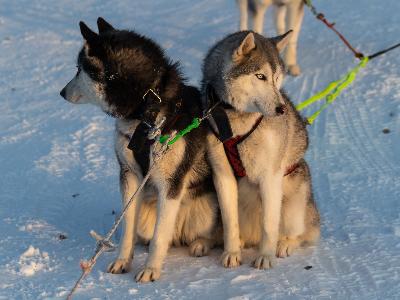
xmin=276 ymin=238 xmax=299 ymax=258
xmin=288 ymin=64 xmax=301 ymax=76
xmin=107 ymin=258 xmax=132 ymax=274
xmin=221 ymin=251 xmax=241 ymax=268
xmin=189 ymin=239 xmax=210 ymax=257
xmin=135 ymin=267 xmax=161 ymax=283
xmin=253 ymin=254 xmax=276 ymax=269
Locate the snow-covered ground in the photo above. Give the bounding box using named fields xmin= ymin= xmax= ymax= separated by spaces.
xmin=0 ymin=0 xmax=399 ymax=299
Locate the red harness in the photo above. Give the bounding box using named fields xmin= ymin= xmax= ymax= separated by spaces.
xmin=220 ymin=116 xmax=299 ymax=178
xmin=222 ymin=116 xmax=263 ymax=177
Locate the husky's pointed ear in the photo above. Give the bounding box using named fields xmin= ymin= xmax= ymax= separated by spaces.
xmin=272 ymin=30 xmax=292 ymax=52
xmin=233 ymin=32 xmax=256 ymax=62
xmin=79 ymin=21 xmax=99 ymax=43
xmin=97 ymin=17 xmax=114 ymax=34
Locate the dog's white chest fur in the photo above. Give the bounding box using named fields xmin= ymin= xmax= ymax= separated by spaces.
xmin=240 ymin=126 xmax=282 ymax=180
xmin=227 ymin=111 xmax=287 ymax=182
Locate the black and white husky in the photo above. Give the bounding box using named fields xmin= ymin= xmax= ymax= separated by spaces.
xmin=60 ymin=18 xmax=221 ymax=282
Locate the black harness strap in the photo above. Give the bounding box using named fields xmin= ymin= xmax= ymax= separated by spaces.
xmin=206 ymin=84 xmax=233 ymax=142
xmin=127 ymin=88 xmax=164 ymax=174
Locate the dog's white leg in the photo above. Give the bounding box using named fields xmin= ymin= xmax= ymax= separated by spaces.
xmin=108 ymin=168 xmax=142 ymax=274
xmin=254 ymin=170 xmax=283 ymax=269
xmin=214 ymin=172 xmax=242 ymax=267
xmin=275 ymin=5 xmax=287 ymax=35
xmin=208 ymin=140 xmax=241 ymax=268
xmin=135 ymin=189 xmax=183 ymax=282
xmin=237 ymin=0 xmax=249 ymax=30
xmin=285 ymin=0 xmax=304 ymax=76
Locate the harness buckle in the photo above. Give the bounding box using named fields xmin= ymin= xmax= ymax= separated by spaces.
xmin=143 ymin=88 xmax=162 ymax=103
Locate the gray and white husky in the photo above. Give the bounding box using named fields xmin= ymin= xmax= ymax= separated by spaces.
xmin=202 ymin=30 xmax=320 ymax=269
xmin=60 ymin=18 xmax=222 ymax=282
xmin=237 ymin=0 xmax=305 ymax=75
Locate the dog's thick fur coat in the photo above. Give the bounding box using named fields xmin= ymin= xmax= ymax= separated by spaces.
xmin=202 ymin=30 xmax=320 ymax=268
xmin=60 ymin=18 xmax=222 ymax=282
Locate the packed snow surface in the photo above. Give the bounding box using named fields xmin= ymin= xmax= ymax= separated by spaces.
xmin=0 ymin=0 xmax=399 ymax=299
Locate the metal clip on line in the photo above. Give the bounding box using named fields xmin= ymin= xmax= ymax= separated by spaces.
xmin=148 ymin=116 xmax=166 ymax=140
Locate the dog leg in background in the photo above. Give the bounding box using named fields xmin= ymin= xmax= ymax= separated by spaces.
xmin=237 ymin=0 xmax=249 ymax=30
xmin=254 ymin=170 xmax=284 ymax=269
xmin=285 ymin=0 xmax=304 ymax=76
xmin=108 ymin=168 xmax=142 ymax=274
xmin=251 ymin=0 xmax=272 ymax=34
xmin=207 ymin=137 xmax=242 ymax=268
xmin=275 ymin=4 xmax=287 ymax=35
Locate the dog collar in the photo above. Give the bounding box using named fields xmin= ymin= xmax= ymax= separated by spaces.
xmin=127 ymin=87 xmax=183 ymax=154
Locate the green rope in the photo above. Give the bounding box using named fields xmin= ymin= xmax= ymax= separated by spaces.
xmin=159 ymin=117 xmax=201 ymax=145
xmin=296 ymin=56 xmax=369 ymax=124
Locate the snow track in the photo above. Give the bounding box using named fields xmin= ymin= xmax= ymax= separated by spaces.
xmin=0 ymin=0 xmax=399 ymax=299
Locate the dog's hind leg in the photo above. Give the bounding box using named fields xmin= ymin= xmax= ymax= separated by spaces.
xmin=189 ymin=215 xmax=224 ymax=257
xmin=276 ymin=189 xmax=306 ymax=258
xmin=277 ymin=201 xmax=320 ymax=258
xmin=189 ymin=238 xmax=215 ymax=257
xmin=184 ymin=193 xmax=220 ymax=257
xmin=301 ymin=195 xmax=320 ymax=246
xmin=238 ymin=177 xmax=262 ymax=248
xmin=277 ymin=161 xmax=320 ymax=257
xmin=108 ymin=167 xmax=142 ymax=274
xmin=285 ymin=0 xmax=304 ymax=76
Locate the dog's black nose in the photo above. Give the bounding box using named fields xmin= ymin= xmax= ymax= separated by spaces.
xmin=275 ymin=105 xmax=286 ymax=115
xmin=60 ymin=87 xmax=66 ymax=99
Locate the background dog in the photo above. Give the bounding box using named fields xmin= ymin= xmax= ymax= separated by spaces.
xmin=237 ymin=0 xmax=305 ymax=76
xmin=60 ymin=18 xmax=221 ymax=282
xmin=202 ymin=30 xmax=320 ymax=269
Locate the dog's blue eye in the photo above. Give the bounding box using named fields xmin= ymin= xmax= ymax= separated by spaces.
xmin=255 ymin=74 xmax=266 ymax=81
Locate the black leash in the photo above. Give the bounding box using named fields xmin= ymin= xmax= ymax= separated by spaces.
xmin=368 ymin=42 xmax=400 ymax=60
